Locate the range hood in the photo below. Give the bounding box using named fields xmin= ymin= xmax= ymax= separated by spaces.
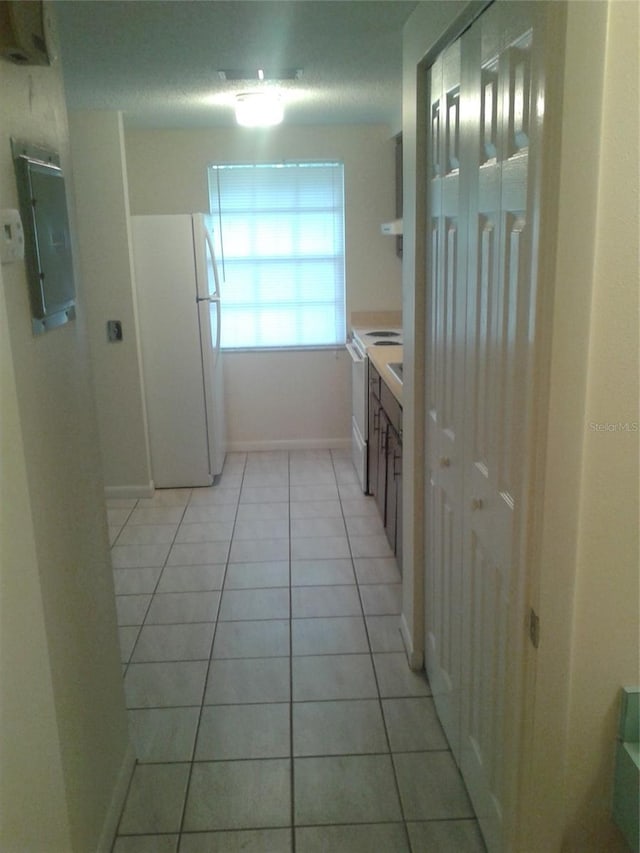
xmin=381 ymin=218 xmax=403 ymax=236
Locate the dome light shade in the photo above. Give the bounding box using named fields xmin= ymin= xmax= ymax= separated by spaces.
xmin=235 ymin=91 xmax=284 ymax=127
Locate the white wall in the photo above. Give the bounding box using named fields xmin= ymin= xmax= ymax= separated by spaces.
xmin=553 ymin=2 xmax=639 ymax=849
xmin=401 ymin=1 xmax=639 ymax=851
xmin=0 ymin=6 xmax=131 ymax=851
xmin=69 ymin=111 xmax=153 ymax=495
xmin=125 ymin=124 xmax=402 ymax=450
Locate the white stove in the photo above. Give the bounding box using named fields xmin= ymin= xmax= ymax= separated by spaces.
xmin=347 ymin=326 xmax=403 ymax=492
xmin=351 ymin=327 xmax=403 ymax=357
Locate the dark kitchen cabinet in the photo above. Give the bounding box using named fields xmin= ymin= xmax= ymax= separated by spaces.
xmin=367 ymin=362 xmax=403 ymax=571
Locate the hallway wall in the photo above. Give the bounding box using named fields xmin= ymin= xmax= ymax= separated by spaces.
xmin=0 ymin=5 xmax=131 ymax=851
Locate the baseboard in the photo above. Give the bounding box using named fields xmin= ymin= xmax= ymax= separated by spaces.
xmin=104 ymin=481 xmax=155 ymax=500
xmin=227 ymin=438 xmax=351 ymax=452
xmin=400 ymin=612 xmax=424 ymax=671
xmin=96 ymin=741 xmax=136 ymax=853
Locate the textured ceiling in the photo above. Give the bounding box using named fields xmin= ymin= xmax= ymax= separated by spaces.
xmin=54 ymin=0 xmax=419 ymax=129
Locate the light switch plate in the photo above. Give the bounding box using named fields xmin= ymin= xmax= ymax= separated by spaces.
xmin=0 ymin=209 xmax=25 ymax=264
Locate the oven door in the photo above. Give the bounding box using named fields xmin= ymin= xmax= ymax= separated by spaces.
xmin=346 ymin=341 xmax=368 ymax=492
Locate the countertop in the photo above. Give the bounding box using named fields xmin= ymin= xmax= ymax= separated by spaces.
xmin=367 ymin=345 xmax=403 ymax=406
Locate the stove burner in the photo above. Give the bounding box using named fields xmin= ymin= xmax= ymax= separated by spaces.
xmin=373 ymin=340 xmax=401 ymax=346
xmin=367 ymin=330 xmax=401 ymax=337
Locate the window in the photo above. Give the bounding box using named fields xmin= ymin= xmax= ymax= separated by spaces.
xmin=208 ymin=162 xmax=345 ymax=349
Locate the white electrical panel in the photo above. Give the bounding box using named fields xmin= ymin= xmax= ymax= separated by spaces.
xmin=0 ymin=209 xmax=25 ymax=264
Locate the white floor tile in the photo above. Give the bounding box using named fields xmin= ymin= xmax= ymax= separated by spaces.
xmin=118 ymin=763 xmax=190 ymax=833
xmin=188 ymin=487 xmax=240 ymax=507
xmin=218 ymin=587 xmax=290 ymax=621
xmin=290 ymin=484 xmax=339 ymax=502
xmin=195 ymin=703 xmax=290 ymax=760
xmin=291 ymin=536 xmax=350 ymax=560
xmin=229 ymin=538 xmax=289 ymax=563
xmin=290 ymin=517 xmax=346 ymax=539
xmin=117 ymin=524 xmax=178 ymax=546
xmin=204 ymin=657 xmax=290 ymax=704
xmin=292 ymin=654 xmax=377 ymax=701
xmin=182 ymin=503 xmax=237 ymax=523
xmin=240 ymin=486 xmax=289 ymax=504
xmin=354 ymin=556 xmax=402 ymax=584
xmin=145 ymin=591 xmax=221 ymax=624
xmin=167 ymin=541 xmax=230 ymax=566
xmin=115 ymin=594 xmax=152 ymax=626
xmin=294 ymin=754 xmax=402 ymax=825
xmin=373 ymin=653 xmax=431 ymax=698
xmin=113 ymin=567 xmax=162 ymax=595
xmin=348 ymin=534 xmax=394 ymax=559
xmin=232 ymin=519 xmax=289 ymax=540
xmin=406 ymin=819 xmax=486 ymax=852
xmin=128 ymin=706 xmax=200 ymax=762
xmin=113 ymin=835 xmax=178 ymax=853
xmin=293 ymin=699 xmax=387 ymax=756
xmin=295 ymin=823 xmax=409 ymax=853
xmin=124 ymin=661 xmax=208 ymax=708
xmin=290 ymin=500 xmax=342 ymax=519
xmin=224 ymin=561 xmax=289 ymax=590
xmin=235 ymin=502 xmax=289 ymax=521
xmin=360 ymin=583 xmax=402 ymax=615
xmin=212 ymin=619 xmax=290 ymax=659
xmin=111 ymin=543 xmax=171 ymax=569
xmin=365 ymin=614 xmax=405 ymax=653
xmin=382 ymin=697 xmax=449 ymax=752
xmin=393 ymin=751 xmax=475 ymax=820
xmin=291 ymin=558 xmax=356 ymax=586
xmin=156 ymin=564 xmax=225 ymax=593
xmin=291 ymin=585 xmax=362 ymax=618
xmin=175 ymin=521 xmax=235 ymax=543
xmin=131 ymin=622 xmax=215 ymax=662
xmin=179 ymin=828 xmax=291 ymax=853
xmin=129 ymin=506 xmax=186 ymax=526
xmin=292 ymin=615 xmax=369 ymax=655
xmin=183 ymin=759 xmax=291 ymax=832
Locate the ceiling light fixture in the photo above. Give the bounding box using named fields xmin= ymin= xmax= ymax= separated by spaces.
xmin=235 ymin=91 xmax=284 ymax=127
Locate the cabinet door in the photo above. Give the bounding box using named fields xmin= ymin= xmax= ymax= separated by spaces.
xmin=368 ymin=386 xmax=381 ymax=499
xmin=384 ymin=420 xmax=398 ymax=553
xmin=376 ymin=407 xmax=389 ymax=522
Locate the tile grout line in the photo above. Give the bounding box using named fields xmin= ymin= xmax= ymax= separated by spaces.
xmin=121 ymin=494 xmax=192 ymax=681
xmin=332 ymin=451 xmax=414 ymax=852
xmin=173 ymin=457 xmax=247 ymax=844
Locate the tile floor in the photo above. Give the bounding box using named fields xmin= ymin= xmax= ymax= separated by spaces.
xmin=109 ymin=449 xmax=486 ymax=852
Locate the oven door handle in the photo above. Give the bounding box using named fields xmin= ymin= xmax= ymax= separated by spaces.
xmin=346 ymin=342 xmax=365 ymax=363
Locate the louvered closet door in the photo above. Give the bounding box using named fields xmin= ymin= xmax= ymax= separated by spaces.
xmin=424 ymin=39 xmax=467 ymax=763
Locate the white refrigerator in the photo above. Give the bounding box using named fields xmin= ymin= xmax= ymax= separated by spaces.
xmin=131 ymin=213 xmax=226 ymax=488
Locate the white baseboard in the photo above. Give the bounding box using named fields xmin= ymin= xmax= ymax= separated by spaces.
xmin=227 ymin=438 xmax=351 ymax=452
xmin=104 ymin=481 xmax=155 ymax=500
xmin=400 ymin=612 xmax=425 ymax=671
xmin=96 ymin=741 xmax=136 ymax=853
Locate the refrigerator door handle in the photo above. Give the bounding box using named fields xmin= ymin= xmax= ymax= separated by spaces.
xmin=204 ymin=225 xmax=221 ymax=297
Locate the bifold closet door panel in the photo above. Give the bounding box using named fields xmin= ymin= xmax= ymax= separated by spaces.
xmin=424 ymin=41 xmax=467 ymax=766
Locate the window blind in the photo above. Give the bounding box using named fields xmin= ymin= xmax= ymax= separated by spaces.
xmin=208 ymin=162 xmax=346 ymax=349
